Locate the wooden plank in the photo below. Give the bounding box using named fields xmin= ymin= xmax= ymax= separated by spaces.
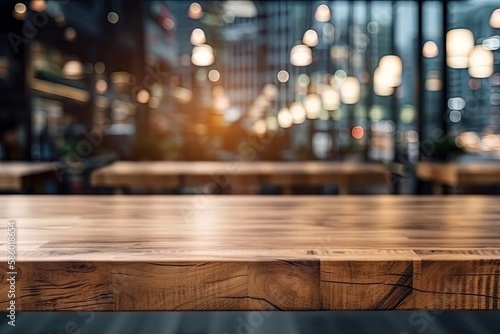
xmin=247 ymin=260 xmax=320 ymax=310
xmin=414 ymin=250 xmax=500 ymax=310
xmin=112 ymin=262 xmax=248 ymax=311
xmin=0 ymin=262 xmax=114 ymax=311
xmin=321 ymin=260 xmax=414 ymax=310
xmin=0 ymin=196 xmax=499 ymax=311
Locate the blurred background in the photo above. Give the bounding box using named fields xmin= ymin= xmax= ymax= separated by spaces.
xmin=0 ymin=0 xmax=499 ymax=194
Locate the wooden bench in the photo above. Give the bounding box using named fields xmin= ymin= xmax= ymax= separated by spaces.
xmin=416 ymin=161 xmax=500 ymax=194
xmin=91 ymin=161 xmax=390 ymax=194
xmin=0 ymin=162 xmax=61 ymax=192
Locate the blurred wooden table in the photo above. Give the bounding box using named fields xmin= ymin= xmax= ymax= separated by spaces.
xmin=0 ymin=162 xmax=60 ymax=192
xmin=416 ymin=161 xmax=500 ymax=194
xmin=0 ymin=196 xmax=499 ymax=311
xmin=91 ymin=161 xmax=390 ymax=194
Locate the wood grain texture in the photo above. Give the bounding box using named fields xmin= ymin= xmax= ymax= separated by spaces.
xmin=247 ymin=260 xmax=320 ymax=310
xmin=414 ymin=250 xmax=500 ymax=310
xmin=0 ymin=196 xmax=499 ymax=311
xmin=416 ymin=161 xmax=500 ymax=188
xmin=90 ymin=161 xmax=390 ymax=194
xmin=0 ymin=162 xmax=60 ymax=191
xmin=10 ymin=262 xmax=113 ymax=311
xmin=112 ymin=262 xmax=248 ymax=311
xmin=321 ymin=260 xmax=413 ymax=310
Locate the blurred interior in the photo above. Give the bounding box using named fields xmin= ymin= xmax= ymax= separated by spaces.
xmin=0 ymin=0 xmax=499 ymax=195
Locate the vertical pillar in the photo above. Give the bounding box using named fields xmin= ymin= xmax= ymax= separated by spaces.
xmin=346 ymin=1 xmax=354 ymax=150
xmin=390 ymin=0 xmax=400 ymax=194
xmin=440 ymin=0 xmax=449 ymax=141
xmin=364 ymin=0 xmax=373 ymax=162
xmin=416 ymin=0 xmax=426 ymax=194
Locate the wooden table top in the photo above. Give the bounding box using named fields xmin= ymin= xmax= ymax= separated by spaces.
xmin=416 ymin=161 xmax=500 ymax=187
xmin=91 ymin=161 xmax=389 ymax=191
xmin=0 ymin=196 xmax=499 ymax=311
xmin=0 ymin=162 xmax=60 ymax=190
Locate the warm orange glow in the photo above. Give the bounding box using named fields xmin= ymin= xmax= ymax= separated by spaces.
xmin=111 ymin=71 xmax=131 ymax=84
xmin=13 ymin=3 xmax=27 ymax=19
xmin=266 ymin=115 xmax=278 ymax=131
xmin=191 ymin=44 xmax=214 ymax=66
xmin=55 ymin=13 xmax=65 ymax=26
xmin=32 ymin=78 xmax=90 ymax=102
xmin=315 ymin=4 xmax=331 ymax=22
xmin=254 ymin=95 xmax=270 ymax=109
xmin=303 ymin=29 xmax=318 ymax=47
xmin=340 ymin=76 xmax=361 ymax=104
xmin=290 ymin=44 xmax=312 ymax=66
xmin=64 ymin=27 xmax=77 ymax=42
xmin=148 ymin=97 xmax=161 ymax=109
xmin=321 ymin=86 xmax=340 ymax=110
xmin=95 ymin=79 xmax=108 ymax=94
xmin=137 ymin=90 xmax=151 ymax=104
xmin=422 ymin=41 xmax=439 ymax=58
xmin=490 ymin=9 xmax=500 ymax=28
xmin=447 ymin=29 xmax=474 ymax=69
xmin=30 ymin=0 xmax=46 ymax=12
xmin=190 ymin=28 xmax=206 ymax=45
xmin=172 ymin=87 xmax=193 ymax=104
xmin=277 ymin=108 xmax=293 ymax=128
xmin=214 ymin=95 xmax=230 ymax=111
xmin=212 ymin=85 xmax=225 ymax=97
xmin=262 ymin=83 xmax=278 ymax=99
xmin=456 ymin=131 xmax=480 ymax=150
xmin=188 ymin=2 xmax=203 ymax=20
xmin=351 ymin=126 xmax=364 ymax=140
xmin=374 ymin=67 xmax=396 ymax=96
xmin=425 ymin=71 xmax=442 ymax=91
xmin=208 ymin=69 xmax=220 ymax=82
xmin=304 ymin=93 xmax=322 ymax=119
xmin=62 ymin=60 xmax=83 ymax=79
xmin=468 ymin=46 xmax=494 ymax=78
xmin=14 ymin=3 xmax=26 ymax=14
xmin=379 ymin=55 xmax=402 ymax=82
xmin=161 ymin=17 xmax=175 ymax=30
xmin=290 ymin=102 xmax=306 ymax=124
xmin=253 ymin=120 xmax=267 ymax=136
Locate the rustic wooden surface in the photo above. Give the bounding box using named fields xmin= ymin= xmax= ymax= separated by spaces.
xmin=0 ymin=162 xmax=60 ymax=191
xmin=90 ymin=161 xmax=390 ymax=194
xmin=416 ymin=161 xmax=500 ymax=193
xmin=0 ymin=196 xmax=499 ymax=311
